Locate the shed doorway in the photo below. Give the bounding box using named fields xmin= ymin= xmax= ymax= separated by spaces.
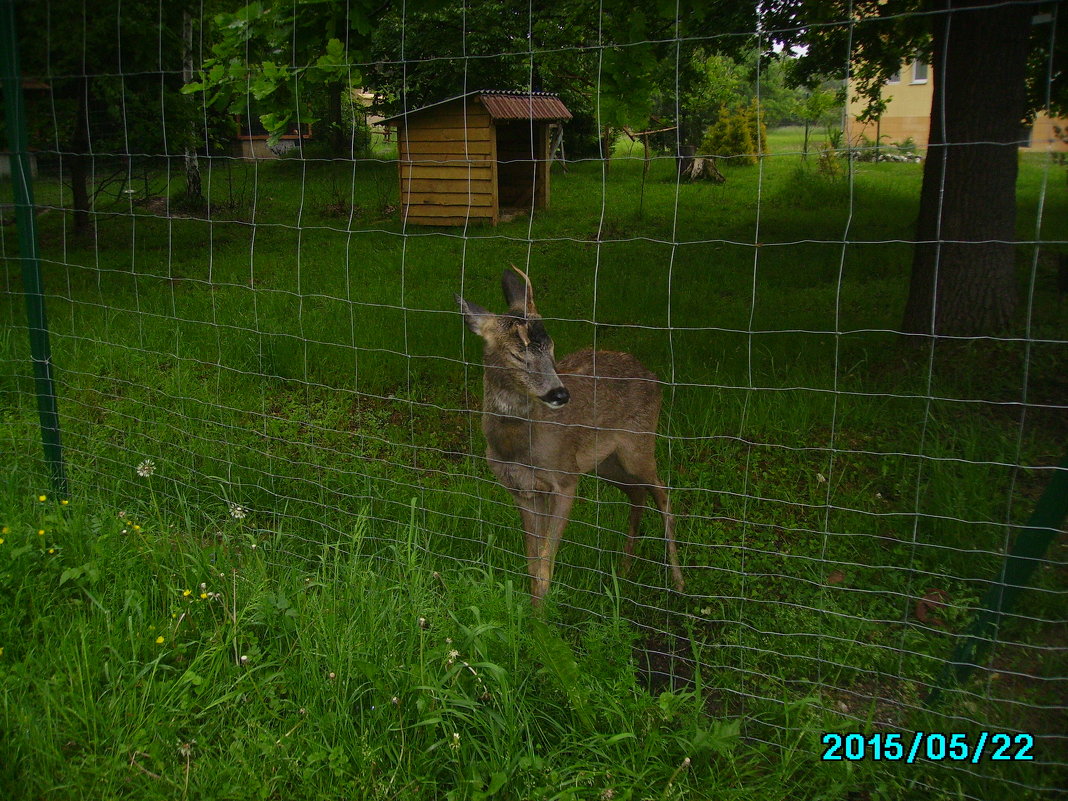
xmin=495 ymin=121 xmax=549 ymax=220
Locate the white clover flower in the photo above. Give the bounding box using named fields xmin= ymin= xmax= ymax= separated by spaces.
xmin=816 ymin=472 xmax=827 ymax=484
xmin=136 ymin=459 xmax=155 ymax=478
xmin=450 ymin=732 xmax=460 ymax=751
xmin=228 ymin=502 xmax=248 ymax=520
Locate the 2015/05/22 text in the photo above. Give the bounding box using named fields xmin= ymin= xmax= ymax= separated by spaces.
xmin=820 ymin=732 xmax=1034 ymax=763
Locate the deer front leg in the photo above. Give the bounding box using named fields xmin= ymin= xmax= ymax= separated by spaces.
xmin=512 ymin=490 xmax=553 ymax=606
xmin=530 ymin=481 xmax=578 ymax=605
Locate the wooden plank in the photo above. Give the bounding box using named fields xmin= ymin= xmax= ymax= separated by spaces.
xmin=400 ymin=178 xmax=494 ymax=194
xmin=401 ymin=192 xmax=495 ymax=208
xmin=400 ymin=139 xmax=494 ymax=157
xmin=399 ymin=164 xmax=494 ymax=181
xmin=398 ymin=126 xmax=492 ymax=143
xmin=420 ymin=113 xmax=492 ymax=128
xmin=404 ymin=214 xmax=496 ymax=227
xmin=403 ymin=203 xmax=496 ymax=219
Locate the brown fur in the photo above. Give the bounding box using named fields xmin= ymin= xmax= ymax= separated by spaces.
xmin=459 ymin=269 xmax=685 ymax=605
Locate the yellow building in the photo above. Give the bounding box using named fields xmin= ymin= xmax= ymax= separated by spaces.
xmin=846 ymin=59 xmax=1067 ymax=153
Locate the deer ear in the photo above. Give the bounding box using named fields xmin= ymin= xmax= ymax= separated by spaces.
xmin=457 ymin=295 xmax=494 ymax=337
xmin=501 ymin=266 xmax=535 ymax=314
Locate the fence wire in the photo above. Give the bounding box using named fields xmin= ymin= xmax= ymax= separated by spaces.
xmin=1 ymin=1 xmax=1065 ymax=798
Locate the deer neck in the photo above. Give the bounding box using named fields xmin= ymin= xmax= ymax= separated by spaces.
xmin=482 ymin=374 xmax=536 ymax=422
xmin=480 ymin=381 xmax=538 ymax=465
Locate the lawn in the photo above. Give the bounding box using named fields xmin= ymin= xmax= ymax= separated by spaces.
xmin=1 ymin=127 xmax=1066 ymax=799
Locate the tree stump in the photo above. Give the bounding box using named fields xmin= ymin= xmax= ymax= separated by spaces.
xmin=680 ymin=155 xmax=725 ymax=184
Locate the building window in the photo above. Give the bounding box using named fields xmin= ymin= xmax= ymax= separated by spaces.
xmin=911 ymin=60 xmax=928 ymax=84
xmin=887 ymin=70 xmax=901 ymax=85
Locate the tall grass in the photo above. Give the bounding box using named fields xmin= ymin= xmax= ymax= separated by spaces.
xmin=1 ymin=130 xmax=1066 ymax=798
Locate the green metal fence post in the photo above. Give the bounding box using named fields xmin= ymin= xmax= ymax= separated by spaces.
xmin=926 ymin=453 xmax=1068 ymax=706
xmin=1 ymin=0 xmax=68 ymax=498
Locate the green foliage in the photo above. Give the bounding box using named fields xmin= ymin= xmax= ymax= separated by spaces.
xmin=1 ymin=130 xmax=1065 ymax=799
xmin=700 ymin=102 xmax=768 ymax=165
xmin=799 ymin=86 xmax=843 ymax=130
xmin=528 ymin=618 xmax=594 ymax=731
xmin=15 ymin=0 xmax=201 ymax=157
xmin=182 ymin=2 xmax=382 ymax=146
xmin=0 ymin=475 xmax=777 ymax=800
xmin=369 ymin=1 xmax=758 ymax=154
xmin=765 ymin=0 xmax=1066 ymax=122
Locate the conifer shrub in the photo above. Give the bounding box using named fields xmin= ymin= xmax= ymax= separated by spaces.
xmin=700 ymin=103 xmax=768 ymax=165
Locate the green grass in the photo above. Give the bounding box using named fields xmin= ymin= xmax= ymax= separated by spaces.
xmin=1 ymin=130 xmax=1066 ymax=799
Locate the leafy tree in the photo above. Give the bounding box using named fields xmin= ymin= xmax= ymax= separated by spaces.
xmin=766 ymin=0 xmax=1067 ymax=337
xmin=650 ymin=50 xmax=748 ymax=153
xmin=368 ymin=0 xmax=758 ymax=159
xmin=12 ymin=0 xmax=201 ymax=233
xmin=183 ymin=0 xmax=390 ymax=156
xmin=796 ymin=84 xmax=842 ymax=155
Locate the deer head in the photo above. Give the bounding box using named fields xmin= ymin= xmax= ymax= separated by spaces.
xmin=457 ymin=266 xmax=570 ymax=411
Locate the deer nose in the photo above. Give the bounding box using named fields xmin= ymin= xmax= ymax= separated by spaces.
xmin=541 ymin=386 xmax=570 ymax=408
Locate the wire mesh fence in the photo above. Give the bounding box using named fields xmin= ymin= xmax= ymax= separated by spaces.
xmin=1 ymin=0 xmax=1066 ymax=798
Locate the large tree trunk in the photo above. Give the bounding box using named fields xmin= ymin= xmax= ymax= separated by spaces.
xmin=183 ymin=10 xmax=202 ymax=203
xmin=902 ymin=0 xmax=1031 ymax=337
xmin=329 ymin=80 xmax=347 ymax=157
xmin=70 ymin=81 xmax=91 ymax=235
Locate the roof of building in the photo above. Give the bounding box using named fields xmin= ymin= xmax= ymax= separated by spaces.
xmin=377 ymin=90 xmax=572 ymax=126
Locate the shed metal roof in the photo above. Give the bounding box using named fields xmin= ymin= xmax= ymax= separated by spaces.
xmin=377 ymin=91 xmax=571 ymax=126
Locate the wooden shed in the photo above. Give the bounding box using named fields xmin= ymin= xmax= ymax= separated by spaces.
xmin=378 ymin=91 xmax=572 ymax=226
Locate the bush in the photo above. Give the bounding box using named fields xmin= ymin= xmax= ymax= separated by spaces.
xmin=700 ymin=103 xmax=768 ymax=166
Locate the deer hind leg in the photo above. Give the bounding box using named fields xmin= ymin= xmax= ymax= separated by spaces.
xmin=596 ymin=454 xmax=650 ymax=579
xmin=613 ymin=447 xmax=685 ymax=594
xmin=611 ymin=484 xmax=648 ymax=579
xmin=648 ymin=483 xmax=685 ymax=593
xmin=622 ymin=486 xmax=649 ymax=576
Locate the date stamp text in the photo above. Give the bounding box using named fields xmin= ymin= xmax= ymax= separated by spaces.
xmin=820 ymin=732 xmax=1034 ymax=763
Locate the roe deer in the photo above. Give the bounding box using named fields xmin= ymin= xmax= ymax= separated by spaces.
xmin=457 ymin=267 xmax=685 ymax=606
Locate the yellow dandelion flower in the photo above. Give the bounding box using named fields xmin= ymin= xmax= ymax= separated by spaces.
xmin=37 ymin=529 xmax=45 ymax=536
xmin=48 ymin=548 xmax=55 ymax=554
xmin=156 ymin=636 xmax=165 ymax=645
xmin=61 ymin=499 xmax=69 ymax=506
xmin=1 ymin=526 xmax=9 ymax=534
xmin=133 ymin=525 xmax=141 ymax=531
xmin=0 ymin=538 xmax=5 ymax=545
xmin=199 ymin=592 xmax=208 ymax=600
xmin=38 ymin=494 xmax=47 ymax=502
xmin=182 ymin=589 xmax=192 ymax=597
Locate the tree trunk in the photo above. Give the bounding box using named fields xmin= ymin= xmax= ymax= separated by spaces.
xmin=183 ymin=11 xmax=202 ymax=203
xmin=329 ymin=80 xmax=346 ymax=157
xmin=902 ymin=0 xmax=1031 ymax=337
xmin=70 ymin=82 xmax=91 ymax=235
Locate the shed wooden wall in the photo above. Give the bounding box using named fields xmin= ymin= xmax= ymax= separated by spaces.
xmin=397 ymin=98 xmax=498 ymax=226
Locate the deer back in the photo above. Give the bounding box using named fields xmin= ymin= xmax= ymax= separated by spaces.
xmin=486 ymin=349 xmax=662 ymax=478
